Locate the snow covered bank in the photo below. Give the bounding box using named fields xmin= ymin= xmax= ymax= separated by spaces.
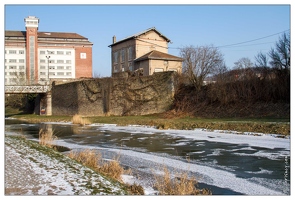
xmin=5 ymin=135 xmax=128 ymax=195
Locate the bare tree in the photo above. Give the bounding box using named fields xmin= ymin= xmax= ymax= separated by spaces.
xmin=93 ymin=71 xmax=102 ymax=78
xmin=180 ymin=45 xmax=224 ymax=90
xmin=255 ymin=52 xmax=269 ymax=68
xmin=233 ymin=57 xmax=257 ymax=81
xmin=234 ymin=57 xmax=253 ymax=70
xmin=212 ymin=61 xmax=228 ymax=82
xmin=269 ymin=32 xmax=290 ymax=71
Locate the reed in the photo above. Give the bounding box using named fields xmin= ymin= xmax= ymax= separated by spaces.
xmin=39 ymin=128 xmax=57 ymax=148
xmin=67 ymin=149 xmax=144 ymax=195
xmin=72 ymin=114 xmax=91 ymax=125
xmin=153 ymin=166 xmax=211 ymax=195
xmin=68 ymin=149 xmax=99 ymax=169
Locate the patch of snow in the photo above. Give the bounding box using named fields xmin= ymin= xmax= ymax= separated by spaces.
xmin=246 ymin=168 xmax=273 ymax=175
xmin=169 ymin=142 xmax=190 ymax=146
xmin=5 ymin=136 xmax=127 ymax=195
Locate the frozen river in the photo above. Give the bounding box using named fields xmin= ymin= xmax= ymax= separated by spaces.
xmin=5 ymin=119 xmax=290 ymax=195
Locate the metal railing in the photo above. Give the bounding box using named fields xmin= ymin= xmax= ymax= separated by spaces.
xmin=5 ymin=85 xmax=50 ymax=94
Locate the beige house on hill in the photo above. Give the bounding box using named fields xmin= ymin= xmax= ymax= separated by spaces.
xmin=108 ymin=27 xmax=183 ymax=76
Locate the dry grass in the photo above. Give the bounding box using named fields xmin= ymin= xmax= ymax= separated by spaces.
xmin=100 ymin=158 xmax=124 ymax=181
xmin=127 ymin=183 xmax=145 ymax=195
xmin=67 ymin=149 xmax=144 ymax=195
xmin=39 ymin=128 xmax=57 ymax=148
xmin=68 ymin=149 xmax=124 ymax=181
xmin=72 ymin=114 xmax=91 ymax=125
xmin=153 ymin=166 xmax=211 ymax=195
xmin=68 ymin=149 xmax=99 ymax=169
xmin=68 ymin=150 xmax=211 ymax=195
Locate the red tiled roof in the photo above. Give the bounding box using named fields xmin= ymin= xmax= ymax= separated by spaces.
xmin=134 ymin=50 xmax=183 ymax=62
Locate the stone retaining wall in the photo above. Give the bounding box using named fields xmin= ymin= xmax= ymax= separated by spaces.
xmin=52 ymin=71 xmax=176 ymax=116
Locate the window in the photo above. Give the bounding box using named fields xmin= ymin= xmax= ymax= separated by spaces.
xmin=66 ymin=66 xmax=71 ymax=70
xmin=57 ymin=72 xmax=64 ymax=75
xmin=129 ymin=62 xmax=133 ymax=71
xmin=66 ymin=72 xmax=72 ymax=76
xmin=114 ymin=51 xmax=118 ymax=64
xmin=9 ymin=50 xmax=17 ymax=54
xmin=66 ymin=60 xmax=71 ymax=64
xmin=19 ymin=66 xmax=25 ymax=70
xmin=57 ymin=60 xmax=64 ymax=63
xmin=19 ymin=50 xmax=25 ymax=54
xmin=57 ymin=51 xmax=64 ymax=55
xmin=57 ymin=66 xmax=64 ymax=69
xmin=121 ymin=49 xmax=125 ymax=63
xmin=154 ymin=68 xmax=164 ymax=72
xmin=9 ymin=59 xmax=17 ymax=63
xmin=48 ymin=51 xmax=55 ymax=54
xmin=19 ymin=59 xmax=25 ymax=63
xmin=40 ymin=51 xmax=45 ymax=54
xmin=66 ymin=51 xmax=71 ymax=55
xmin=128 ymin=47 xmax=133 ymax=61
xmin=40 ymin=66 xmax=46 ymax=69
xmin=40 ymin=59 xmax=46 ymax=63
xmin=114 ymin=65 xmax=118 ymax=73
xmin=10 ymin=78 xmax=17 ymax=83
xmin=9 ymin=66 xmax=17 ymax=69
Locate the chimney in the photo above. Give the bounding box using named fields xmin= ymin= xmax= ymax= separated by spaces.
xmin=113 ymin=35 xmax=116 ymax=44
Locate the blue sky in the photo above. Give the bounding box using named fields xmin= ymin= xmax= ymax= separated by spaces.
xmin=4 ymin=3 xmax=291 ymax=77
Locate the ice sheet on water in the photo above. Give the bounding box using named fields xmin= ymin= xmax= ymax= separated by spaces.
xmin=169 ymin=141 xmax=190 ymax=146
xmin=45 ymin=124 xmax=290 ymax=195
xmin=188 ymin=151 xmax=206 ymax=154
xmin=95 ymin=123 xmax=289 ymax=150
xmin=245 ymin=167 xmax=273 ymax=175
xmin=233 ymin=150 xmax=289 ymax=161
xmin=249 ymin=177 xmax=290 ymax=195
xmin=207 ymin=148 xmax=223 ymax=156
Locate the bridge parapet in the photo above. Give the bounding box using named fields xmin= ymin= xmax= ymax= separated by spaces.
xmin=5 ymin=85 xmax=50 ymax=94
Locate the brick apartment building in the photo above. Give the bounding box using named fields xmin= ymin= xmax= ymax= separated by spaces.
xmin=5 ymin=16 xmax=93 ymax=85
xmin=109 ymin=27 xmax=183 ymax=76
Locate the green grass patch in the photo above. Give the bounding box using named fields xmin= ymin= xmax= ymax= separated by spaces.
xmin=87 ymin=115 xmax=289 ymax=135
xmin=6 ymin=111 xmax=290 ymax=135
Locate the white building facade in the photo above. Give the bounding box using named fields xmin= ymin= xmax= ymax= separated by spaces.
xmin=5 ymin=16 xmax=93 ymax=85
